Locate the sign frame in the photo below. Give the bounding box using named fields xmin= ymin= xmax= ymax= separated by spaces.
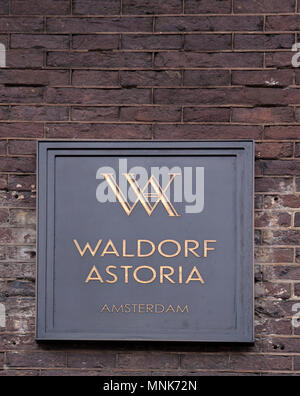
xmin=36 ymin=140 xmax=254 ymax=343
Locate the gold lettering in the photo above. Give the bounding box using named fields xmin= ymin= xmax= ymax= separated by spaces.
xmin=101 ymin=239 xmax=120 ymax=257
xmin=204 ymin=240 xmax=217 ymax=257
xmin=158 ymin=240 xmax=181 ymax=258
xmin=122 ymin=239 xmax=135 ymax=257
xmin=185 ymin=240 xmax=200 ymax=258
xmin=120 ymin=266 xmax=133 ymax=283
xmin=105 ymin=266 xmax=118 ymax=284
xmin=160 ymin=266 xmax=175 ymax=284
xmin=185 ymin=266 xmax=205 ymax=284
xmin=137 ymin=240 xmax=155 ymax=257
xmin=85 ymin=265 xmax=104 ymax=283
xmin=74 ymin=239 xmax=102 ymax=257
xmin=133 ymin=266 xmax=156 ymax=284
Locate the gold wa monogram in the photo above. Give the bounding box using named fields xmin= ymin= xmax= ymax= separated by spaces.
xmin=101 ymin=173 xmax=180 ymax=217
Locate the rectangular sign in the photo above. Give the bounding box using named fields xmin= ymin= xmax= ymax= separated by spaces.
xmin=36 ymin=141 xmax=254 ymax=342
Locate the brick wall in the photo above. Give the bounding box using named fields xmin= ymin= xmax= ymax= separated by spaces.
xmin=0 ymin=0 xmax=299 ymax=376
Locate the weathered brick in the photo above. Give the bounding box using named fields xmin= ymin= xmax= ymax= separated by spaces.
xmin=255 ymin=177 xmax=293 ymax=194
xmin=154 ymin=124 xmax=262 ymax=139
xmin=72 ymin=34 xmax=119 ymax=50
xmin=0 ymin=157 xmax=35 ymax=173
xmin=120 ymin=106 xmax=181 ymax=122
xmin=71 ymin=107 xmax=119 ymax=122
xmin=73 ymin=0 xmax=120 ymax=15
xmin=118 ymin=352 xmax=179 ymax=369
xmin=294 ymin=212 xmax=300 ymax=227
xmin=45 ymin=123 xmax=152 ymax=139
xmin=264 ymin=194 xmax=300 ymax=209
xmin=121 ymin=71 xmax=182 ymax=87
xmin=263 ymin=161 xmax=300 ymax=176
xmin=11 ymin=0 xmax=70 ymax=15
xmin=255 ymin=247 xmax=294 ymax=263
xmin=0 ymin=17 xmax=44 ymax=32
xmin=255 ymin=211 xmax=291 ymax=228
xmin=256 ymin=143 xmax=294 ymax=159
xmin=184 ymin=34 xmax=232 ymax=51
xmin=45 ymin=88 xmax=151 ymax=105
xmin=0 ymin=0 xmax=8 ymax=15
xmin=235 ymin=34 xmax=294 ymax=50
xmin=294 ymin=283 xmax=300 ymax=296
xmin=265 ymin=126 xmax=300 ymax=140
xmin=8 ymin=175 xmax=36 ymax=192
xmin=47 ymin=51 xmax=152 ymax=68
xmin=47 ymin=17 xmax=153 ymax=33
xmin=263 ymin=266 xmax=300 ymax=281
xmin=72 ymin=71 xmax=119 ymax=87
xmin=183 ymin=107 xmax=230 ymax=122
xmin=7 ymin=281 xmax=35 ymax=297
xmin=0 ymin=191 xmax=35 ymax=208
xmin=10 ymin=106 xmax=68 ymax=121
xmin=11 ymin=34 xmax=70 ymax=49
xmin=266 ymin=16 xmax=300 ymax=31
xmin=155 ymin=52 xmax=263 ymax=68
xmin=235 ymin=0 xmax=296 ymax=13
xmin=123 ymin=0 xmax=182 ymax=14
xmin=233 ymin=108 xmax=294 ymax=124
xmin=0 ymin=208 xmax=9 ymax=225
xmin=0 ymin=123 xmax=43 ymax=139
xmin=185 ymin=0 xmax=232 ymax=14
xmin=67 ymin=352 xmax=116 ymax=368
xmin=6 ymin=49 xmax=44 ymax=68
xmin=265 ymin=52 xmax=294 ymax=68
xmin=263 ymin=229 xmax=300 ymax=246
xmin=0 ymin=227 xmax=36 ymax=244
xmin=0 ymin=70 xmax=69 ymax=85
xmin=8 ymin=140 xmax=36 ymax=156
xmin=123 ymin=34 xmax=182 ymax=50
xmin=184 ymin=70 xmax=230 ymax=86
xmin=155 ymin=16 xmax=264 ymax=32
xmin=0 ymin=139 xmax=7 ymax=153
xmin=256 ymin=318 xmax=292 ymax=336
xmin=6 ymin=245 xmax=36 ymax=262
xmin=232 ymin=70 xmax=293 ymax=87
xmin=0 ymin=263 xmax=35 ymax=280
xmin=228 ymin=355 xmax=292 ymax=371
xmin=256 ymin=282 xmax=291 ymax=299
xmin=6 ymin=352 xmax=66 ymax=368
xmin=9 ymin=209 xmax=36 ymax=226
xmin=0 ymin=87 xmax=44 ymax=104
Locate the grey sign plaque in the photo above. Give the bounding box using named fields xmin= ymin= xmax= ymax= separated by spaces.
xmin=36 ymin=141 xmax=254 ymax=342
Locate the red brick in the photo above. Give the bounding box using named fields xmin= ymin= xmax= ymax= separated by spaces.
xmin=72 ymin=34 xmax=119 ymax=50
xmin=265 ymin=126 xmax=300 ymax=140
xmin=264 ymin=194 xmax=300 ymax=209
xmin=72 ymin=71 xmax=119 ymax=87
xmin=255 ymin=212 xmax=291 ymax=228
xmin=266 ymin=16 xmax=300 ymax=31
xmin=0 ymin=17 xmax=44 ymax=32
xmin=255 ymin=247 xmax=294 ymax=263
xmin=6 ymin=49 xmax=43 ymax=68
xmin=45 ymin=123 xmax=152 ymax=139
xmin=0 ymin=87 xmax=44 ymax=104
xmin=184 ymin=34 xmax=232 ymax=51
xmin=121 ymin=71 xmax=182 ymax=87
xmin=235 ymin=34 xmax=294 ymax=50
xmin=67 ymin=352 xmax=116 ymax=368
xmin=232 ymin=70 xmax=293 ymax=87
xmin=120 ymin=106 xmax=181 ymax=122
xmin=71 ymin=107 xmax=119 ymax=121
xmin=184 ymin=70 xmax=230 ymax=86
xmin=233 ymin=108 xmax=294 ymax=124
xmin=185 ymin=0 xmax=232 ymax=14
xmin=154 ymin=124 xmax=262 ymax=139
xmin=0 ymin=106 xmax=9 ymax=120
xmin=0 ymin=157 xmax=35 ymax=173
xmin=228 ymin=355 xmax=292 ymax=372
xmin=123 ymin=34 xmax=182 ymax=50
xmin=8 ymin=141 xmax=37 ymax=155
xmin=235 ymin=0 xmax=296 ymax=13
xmin=255 ymin=178 xmax=293 ymax=194
xmin=123 ymin=0 xmax=182 ymax=14
xmin=11 ymin=0 xmax=70 ymax=15
xmin=155 ymin=52 xmax=263 ymax=68
xmin=73 ymin=0 xmax=120 ymax=15
xmin=256 ymin=143 xmax=294 ymax=159
xmin=0 ymin=123 xmax=43 ymax=138
xmin=45 ymin=88 xmax=151 ymax=104
xmin=183 ymin=107 xmax=230 ymax=122
xmin=47 ymin=51 xmax=152 ymax=68
xmin=118 ymin=352 xmax=179 ymax=369
xmin=0 ymin=0 xmax=8 ymax=15
xmin=155 ymin=16 xmax=264 ymax=32
xmin=47 ymin=17 xmax=153 ymax=33
xmin=6 ymin=352 xmax=66 ymax=368
xmin=11 ymin=34 xmax=70 ymax=49
xmin=293 ymin=110 xmax=300 ymax=124
xmin=9 ymin=106 xmax=69 ymax=121
xmin=265 ymin=52 xmax=294 ymax=68
xmin=0 ymin=70 xmax=69 ymax=85
xmin=8 ymin=175 xmax=36 ymax=191
xmin=263 ymin=161 xmax=300 ymax=176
